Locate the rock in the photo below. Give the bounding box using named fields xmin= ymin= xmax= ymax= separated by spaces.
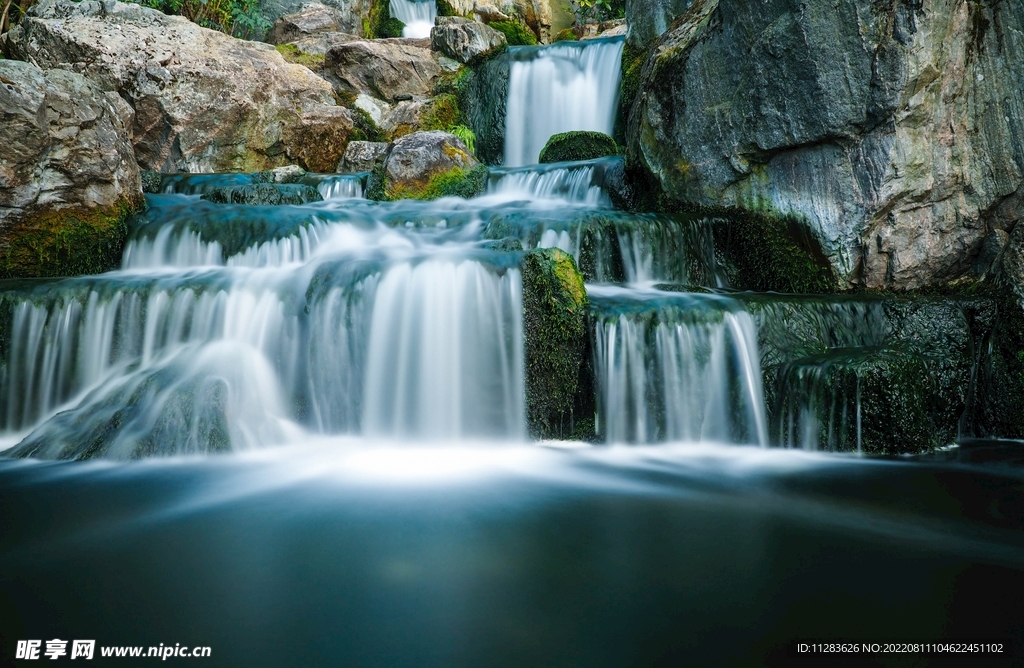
xmin=522 ymin=247 xmax=588 ymax=439
xmin=254 ymin=165 xmax=308 ymax=183
xmin=0 ymin=60 xmax=143 ymax=278
xmin=445 ymin=0 xmax=574 ymax=43
xmin=488 ymin=18 xmax=538 ymax=45
xmin=325 ymin=38 xmax=442 ymax=103
xmin=141 ymin=171 xmax=163 ymax=194
xmin=339 ymin=141 xmax=389 ymax=172
xmin=627 ymin=0 xmax=1024 ymax=290
xmin=625 ymin=0 xmax=693 ymax=49
xmin=266 ymin=2 xmax=351 ymax=43
xmin=200 ymin=184 xmax=324 ymax=205
xmin=7 ymin=0 xmax=355 ymax=173
xmin=431 ymin=17 xmax=507 ymax=64
xmin=380 ymin=94 xmax=461 ymax=140
xmin=286 ymin=31 xmax=359 ymax=55
xmin=259 ymin=0 xmax=366 ymax=34
xmin=539 ymin=131 xmax=617 ymax=163
xmin=374 ymin=130 xmax=485 ymax=200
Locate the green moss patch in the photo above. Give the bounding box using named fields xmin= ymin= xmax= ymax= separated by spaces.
xmin=489 ymin=20 xmax=538 ymax=46
xmin=0 ymin=197 xmax=143 ymax=278
xmin=275 ymin=43 xmax=325 ymax=71
xmin=364 ymin=0 xmax=404 ymax=38
xmin=539 ymin=131 xmax=618 ymax=163
xmin=382 ymin=164 xmax=488 ymax=201
xmin=553 ymin=28 xmax=580 ymax=42
xmin=522 ymin=248 xmax=590 ymax=439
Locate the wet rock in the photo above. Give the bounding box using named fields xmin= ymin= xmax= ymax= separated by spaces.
xmin=375 ymin=130 xmax=485 ymax=200
xmin=266 ymin=2 xmax=353 ymax=43
xmin=338 ymin=141 xmax=389 ymax=172
xmin=7 ymin=0 xmax=355 ymax=173
xmin=539 ymin=131 xmax=617 ymax=163
xmin=200 ymin=184 xmax=324 ymax=205
xmin=431 ymin=17 xmax=507 ymax=64
xmin=0 ymin=60 xmax=143 ymax=278
xmin=325 ymin=38 xmax=442 ymax=102
xmin=625 ymin=0 xmax=694 ymax=49
xmin=522 ymin=247 xmax=589 ymax=439
xmin=141 ymin=171 xmax=163 ymax=194
xmin=253 ymin=165 xmax=308 ymax=183
xmin=626 ymin=0 xmax=1024 ymax=290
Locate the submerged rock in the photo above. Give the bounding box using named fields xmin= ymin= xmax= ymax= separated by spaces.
xmin=7 ymin=0 xmax=355 ymax=173
xmin=338 ymin=141 xmax=389 ymax=172
xmin=0 ymin=60 xmax=143 ymax=278
xmin=374 ymin=130 xmax=486 ymax=200
xmin=522 ymin=247 xmax=590 ymax=439
xmin=626 ymin=0 xmax=1024 ymax=290
xmin=431 ymin=16 xmax=507 ymax=64
xmin=200 ymin=184 xmax=324 ymax=205
xmin=539 ymin=131 xmax=617 ymax=163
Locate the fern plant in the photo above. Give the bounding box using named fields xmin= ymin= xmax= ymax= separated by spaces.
xmin=450 ymin=125 xmax=477 ymax=156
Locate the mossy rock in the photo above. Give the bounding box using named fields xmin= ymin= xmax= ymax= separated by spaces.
xmin=382 ymin=165 xmax=489 ymax=201
xmin=200 ymin=184 xmax=323 ymax=205
xmin=553 ymin=28 xmax=580 ymax=42
xmin=522 ymin=248 xmax=590 ymax=439
xmin=419 ymin=94 xmax=463 ymax=132
xmin=539 ymin=131 xmax=618 ymax=163
xmin=0 ymin=196 xmax=142 ymax=278
xmin=275 ymin=43 xmax=326 ymax=72
xmin=141 ymin=171 xmax=163 ymax=194
xmin=489 ymin=20 xmax=539 ymax=46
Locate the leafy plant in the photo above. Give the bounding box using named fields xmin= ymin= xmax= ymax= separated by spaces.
xmin=1 ymin=0 xmax=36 ymax=34
xmin=572 ymin=0 xmax=625 ymax=24
xmin=133 ymin=0 xmax=270 ymax=39
xmin=450 ymin=125 xmax=476 ymax=156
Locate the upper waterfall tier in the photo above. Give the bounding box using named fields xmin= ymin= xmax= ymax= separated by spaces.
xmin=504 ymin=37 xmax=625 ymax=167
xmin=390 ymin=0 xmax=437 ymax=39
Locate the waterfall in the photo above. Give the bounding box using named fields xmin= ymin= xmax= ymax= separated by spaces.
xmin=589 ymin=287 xmax=768 ymax=445
xmin=504 ymin=38 xmax=625 ymax=167
xmin=317 ymin=175 xmax=366 ymax=200
xmin=486 ymin=158 xmax=614 ymax=206
xmin=390 ymin=0 xmax=437 ymax=39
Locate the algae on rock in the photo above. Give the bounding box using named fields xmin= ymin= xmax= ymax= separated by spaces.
xmin=539 ymin=131 xmax=618 ymax=163
xmin=522 ymin=247 xmax=590 ymax=439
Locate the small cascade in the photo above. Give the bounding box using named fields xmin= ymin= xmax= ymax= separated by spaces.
xmin=317 ymin=174 xmax=366 ymax=201
xmin=504 ymin=38 xmax=625 ymax=167
xmin=486 ymin=157 xmax=617 ymax=206
xmin=589 ymin=287 xmax=768 ymax=445
xmin=390 ymin=0 xmax=437 ymax=39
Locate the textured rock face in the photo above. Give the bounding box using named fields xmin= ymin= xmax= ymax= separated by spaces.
xmin=260 ymin=0 xmax=366 ymax=32
xmin=378 ymin=130 xmax=481 ymax=199
xmin=266 ymin=2 xmax=353 ymax=43
xmin=627 ymin=0 xmax=1024 ymax=289
xmin=339 ymin=141 xmax=389 ymax=172
xmin=625 ymin=0 xmax=693 ymax=49
xmin=7 ymin=0 xmax=355 ymax=173
xmin=431 ymin=16 xmax=506 ymax=64
xmin=447 ymin=0 xmax=574 ymax=42
xmin=0 ymin=60 xmax=143 ymax=277
xmin=325 ymin=38 xmax=442 ymax=102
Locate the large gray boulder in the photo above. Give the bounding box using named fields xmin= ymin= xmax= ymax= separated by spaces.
xmin=376 ymin=130 xmax=483 ymax=200
xmin=266 ymin=2 xmax=354 ymax=44
xmin=0 ymin=60 xmax=143 ymax=277
xmin=7 ymin=0 xmax=355 ymax=173
xmin=447 ymin=0 xmax=574 ymax=43
xmin=624 ymin=0 xmax=693 ymax=49
xmin=325 ymin=38 xmax=444 ymax=103
xmin=627 ymin=0 xmax=1024 ymax=290
xmin=259 ymin=0 xmax=365 ymax=33
xmin=431 ymin=16 xmax=506 ymax=64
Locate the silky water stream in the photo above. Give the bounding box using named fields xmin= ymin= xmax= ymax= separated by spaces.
xmin=0 ymin=37 xmax=1022 ymax=667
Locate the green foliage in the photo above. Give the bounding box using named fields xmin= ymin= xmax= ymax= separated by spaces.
xmin=522 ymin=248 xmax=589 ymax=439
xmin=450 ymin=125 xmax=476 ymax=156
xmin=1 ymin=0 xmax=35 ymax=34
xmin=365 ymin=0 xmax=404 ymax=38
xmin=489 ymin=20 xmax=538 ymax=46
xmin=419 ymin=94 xmax=462 ymax=132
xmin=436 ymin=0 xmax=458 ymax=17
xmin=275 ymin=44 xmax=325 ymax=71
xmin=133 ymin=0 xmax=270 ymax=39
xmin=572 ymin=0 xmax=625 ymax=23
xmin=539 ymin=131 xmax=618 ymax=163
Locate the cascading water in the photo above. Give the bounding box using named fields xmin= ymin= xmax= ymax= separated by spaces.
xmin=390 ymin=0 xmax=437 ymax=39
xmin=503 ymin=38 xmax=625 ymax=167
xmin=589 ymin=287 xmax=768 ymax=445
